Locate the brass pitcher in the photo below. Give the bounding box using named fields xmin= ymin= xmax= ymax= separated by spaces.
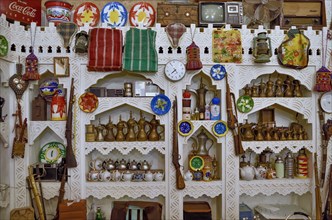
xmin=191 ymin=130 xmax=214 ymax=156
xmin=253 ymin=123 xmax=264 ymax=141
xmin=95 ymin=119 xmax=106 ymax=142
xmin=190 ymin=77 xmax=208 ymax=120
xmin=283 ymin=76 xmax=293 ymax=97
xmin=240 ymin=120 xmax=255 ymax=141
xmin=126 ymin=111 xmax=138 ymax=141
xmin=265 ymin=77 xmax=274 ymax=97
xmin=275 ymin=78 xmax=283 ymax=97
xmin=279 ymin=127 xmax=287 ymax=141
xmin=148 ymin=115 xmax=164 ymax=141
xmin=137 ymin=111 xmax=151 ymax=141
xmin=116 ymin=115 xmax=127 ymax=141
xmin=263 ymin=126 xmax=272 ymax=141
xmin=105 ymin=115 xmax=117 ymax=142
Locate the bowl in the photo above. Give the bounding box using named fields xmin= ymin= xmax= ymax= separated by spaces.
xmin=44 ymin=1 xmax=73 ymax=25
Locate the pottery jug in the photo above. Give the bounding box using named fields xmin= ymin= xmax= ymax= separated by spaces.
xmin=102 ymin=159 xmax=115 ymax=171
xmin=184 ymin=170 xmax=193 ymax=181
xmin=148 ymin=115 xmax=164 ymax=141
xmin=154 ymin=171 xmax=164 ymax=181
xmin=239 ymin=165 xmax=255 ymax=181
xmin=137 ymin=111 xmax=151 ymax=141
xmin=126 ymin=111 xmax=138 ymax=141
xmin=240 ymin=120 xmax=255 ymax=141
xmin=89 ymin=159 xmax=103 ymax=171
xmin=251 ymin=85 xmax=259 ymax=97
xmin=121 ymin=171 xmax=133 ymax=182
xmin=265 ymin=78 xmax=274 ymax=97
xmin=254 ymin=165 xmax=267 ymax=180
xmin=116 ymin=115 xmax=127 ymax=141
xmin=144 ymin=171 xmax=154 ymax=182
xmin=104 ymin=115 xmax=116 ymax=142
xmin=263 ymin=126 xmax=272 ymax=141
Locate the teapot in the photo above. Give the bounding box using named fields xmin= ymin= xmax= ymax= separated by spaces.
xmin=104 ymin=115 xmax=117 ymax=142
xmin=148 ymin=115 xmax=164 ymax=141
xmin=153 ymin=171 xmax=164 ymax=181
xmin=144 ymin=171 xmax=154 ymax=182
xmin=87 ymin=170 xmax=99 ymax=181
xmin=239 ymin=165 xmax=255 ymax=181
xmin=137 ymin=111 xmax=152 ymax=141
xmin=89 ymin=159 xmax=103 ymax=171
xmin=98 ymin=170 xmax=112 ymax=182
xmin=118 ymin=159 xmax=127 ymax=170
xmin=126 ymin=111 xmax=138 ymax=141
xmin=240 ymin=120 xmax=255 ymax=141
xmin=184 ymin=170 xmax=193 ymax=181
xmin=121 ymin=171 xmax=133 ymax=182
xmin=102 ymin=159 xmax=115 ymax=171
xmin=254 ymin=165 xmax=267 ymax=180
xmin=141 ymin=160 xmax=152 ymax=170
xmin=129 ymin=160 xmax=138 ymax=170
xmin=116 ymin=115 xmax=127 ymax=141
xmin=132 ymin=172 xmax=144 ymax=182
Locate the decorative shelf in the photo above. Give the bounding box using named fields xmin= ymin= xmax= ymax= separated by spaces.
xmin=242 ymin=140 xmax=314 ymax=154
xmin=238 ymin=97 xmax=313 ymax=123
xmin=28 ymin=121 xmax=66 ymax=145
xmin=85 ymin=141 xmax=166 ymax=155
xmin=85 ymin=181 xmax=166 ymax=199
xmin=239 ymin=178 xmax=312 ymax=196
xmin=183 ymin=180 xmax=223 ymax=198
xmin=41 ymin=182 xmax=69 ymax=200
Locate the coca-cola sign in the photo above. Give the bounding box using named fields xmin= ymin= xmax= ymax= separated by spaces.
xmin=0 ymin=0 xmax=41 ymax=25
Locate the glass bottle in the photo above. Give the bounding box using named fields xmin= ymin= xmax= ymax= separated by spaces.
xmin=275 ymin=155 xmax=284 ymax=178
xmin=95 ymin=207 xmax=103 ymax=220
xmin=204 ymin=104 xmax=210 ymax=120
xmin=210 ymin=97 xmax=220 ymax=120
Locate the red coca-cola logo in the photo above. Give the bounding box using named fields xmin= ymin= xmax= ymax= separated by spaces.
xmin=9 ymin=2 xmax=36 ymax=18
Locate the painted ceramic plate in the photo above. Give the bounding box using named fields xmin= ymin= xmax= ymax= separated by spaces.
xmin=101 ymin=2 xmax=128 ymax=27
xmin=210 ymin=64 xmax=226 ymax=81
xmin=150 ymin=94 xmax=171 ymax=115
xmin=0 ymin=35 xmax=9 ymax=57
xmin=320 ymin=91 xmax=332 ymax=113
xmin=79 ymin=92 xmax=99 ymax=113
xmin=189 ymin=156 xmax=204 ymax=171
xmin=39 ymin=142 xmax=66 ymax=164
xmin=178 ymin=120 xmax=194 ymax=136
xmin=73 ymin=2 xmax=100 ymax=27
xmin=212 ymin=120 xmax=228 ymax=137
xmin=236 ymin=95 xmax=254 ymax=113
xmin=129 ymin=2 xmax=156 ymax=27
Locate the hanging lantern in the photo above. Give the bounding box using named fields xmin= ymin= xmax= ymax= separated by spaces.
xmin=314 ymin=66 xmax=332 ymax=92
xmin=165 ymin=23 xmax=186 ymax=48
xmin=186 ymin=42 xmax=202 ymax=70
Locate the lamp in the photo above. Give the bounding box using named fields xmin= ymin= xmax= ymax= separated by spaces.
xmin=253 ymin=32 xmax=272 ymax=63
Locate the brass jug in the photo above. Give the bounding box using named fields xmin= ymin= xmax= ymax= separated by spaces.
xmin=191 ymin=130 xmax=214 ymax=156
xmin=105 ymin=115 xmax=116 ymax=142
xmin=95 ymin=119 xmax=106 ymax=142
xmin=275 ymin=78 xmax=283 ymax=97
xmin=251 ymin=85 xmax=259 ymax=97
xmin=265 ymin=77 xmax=274 ymax=97
xmin=279 ymin=127 xmax=287 ymax=141
xmin=148 ymin=115 xmax=164 ymax=141
xmin=263 ymin=126 xmax=272 ymax=141
xmin=240 ymin=120 xmax=255 ymax=141
xmin=259 ymin=79 xmax=266 ymax=97
xmin=116 ymin=115 xmax=127 ymax=141
xmin=126 ymin=111 xmax=138 ymax=141
xmin=293 ymin=80 xmax=302 ymax=97
xmin=253 ymin=123 xmax=264 ymax=141
xmin=190 ymin=77 xmax=208 ymax=120
xmin=137 ymin=111 xmax=151 ymax=141
xmin=283 ymin=76 xmax=293 ymax=97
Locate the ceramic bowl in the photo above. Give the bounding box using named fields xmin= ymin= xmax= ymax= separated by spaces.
xmin=39 ymin=78 xmax=59 ymax=101
xmin=45 ymin=1 xmax=73 ymax=25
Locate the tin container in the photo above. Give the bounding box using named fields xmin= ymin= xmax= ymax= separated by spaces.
xmin=285 ymin=152 xmax=294 ymax=178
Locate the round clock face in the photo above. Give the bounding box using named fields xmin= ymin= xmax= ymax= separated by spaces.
xmin=164 ymin=60 xmax=186 ymax=81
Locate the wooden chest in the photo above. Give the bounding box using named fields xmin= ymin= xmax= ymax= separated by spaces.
xmin=157 ymin=3 xmax=198 ymax=27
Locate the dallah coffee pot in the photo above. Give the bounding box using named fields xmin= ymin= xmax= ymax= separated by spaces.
xmin=126 ymin=111 xmax=138 ymax=141
xmin=137 ymin=111 xmax=151 ymax=141
xmin=148 ymin=115 xmax=164 ymax=141
xmin=116 ymin=115 xmax=127 ymax=141
xmin=105 ymin=116 xmax=116 ymax=142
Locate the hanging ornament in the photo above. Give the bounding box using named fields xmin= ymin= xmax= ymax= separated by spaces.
xmin=165 ymin=23 xmax=186 ymax=48
xmin=23 ymin=25 xmax=40 ymax=81
xmin=9 ymin=61 xmax=29 ymax=100
xmin=56 ymin=22 xmax=78 ymax=48
xmin=186 ymin=26 xmax=202 ymax=70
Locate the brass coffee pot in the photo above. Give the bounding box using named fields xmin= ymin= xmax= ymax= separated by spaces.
xmin=137 ymin=111 xmax=151 ymax=141
xmin=116 ymin=115 xmax=127 ymax=141
xmin=148 ymin=115 xmax=164 ymax=141
xmin=284 ymin=76 xmax=293 ymax=97
xmin=240 ymin=120 xmax=255 ymax=141
xmin=126 ymin=111 xmax=138 ymax=141
xmin=191 ymin=130 xmax=214 ymax=156
xmin=95 ymin=119 xmax=106 ymax=142
xmin=190 ymin=77 xmax=208 ymax=120
xmin=105 ymin=115 xmax=117 ymax=142
xmin=253 ymin=123 xmax=264 ymax=141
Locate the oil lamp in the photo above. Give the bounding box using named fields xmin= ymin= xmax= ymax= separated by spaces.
xmin=253 ymin=32 xmax=272 ymax=63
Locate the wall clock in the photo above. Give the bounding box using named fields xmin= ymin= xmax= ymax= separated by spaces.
xmin=164 ymin=60 xmax=186 ymax=81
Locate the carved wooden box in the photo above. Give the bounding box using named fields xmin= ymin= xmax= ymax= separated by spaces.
xmin=157 ymin=3 xmax=198 ymax=27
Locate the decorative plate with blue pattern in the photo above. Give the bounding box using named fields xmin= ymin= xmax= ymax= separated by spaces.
xmin=212 ymin=120 xmax=228 ymax=137
xmin=101 ymin=2 xmax=127 ymax=27
xmin=150 ymin=94 xmax=171 ymax=115
xmin=177 ymin=120 xmax=194 ymax=136
xmin=210 ymin=64 xmax=226 ymax=81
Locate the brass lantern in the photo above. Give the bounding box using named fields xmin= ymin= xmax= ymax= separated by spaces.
xmin=253 ymin=32 xmax=272 ymax=63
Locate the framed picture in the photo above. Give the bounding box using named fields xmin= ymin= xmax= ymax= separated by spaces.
xmin=53 ymin=57 xmax=70 ymax=77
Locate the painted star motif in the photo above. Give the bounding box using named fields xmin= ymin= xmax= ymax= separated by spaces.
xmin=155 ymin=98 xmax=167 ymax=111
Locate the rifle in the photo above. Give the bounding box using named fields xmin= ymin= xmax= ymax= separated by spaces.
xmin=314 ymin=153 xmax=322 ymax=220
xmin=65 ymin=78 xmax=77 ymax=168
xmin=54 ymin=163 xmax=67 ymax=220
xmin=225 ymin=74 xmax=244 ymax=156
xmin=12 ymin=102 xmax=28 ymax=158
xmin=172 ymin=97 xmax=185 ymax=190
xmin=323 ymin=165 xmax=332 ymax=220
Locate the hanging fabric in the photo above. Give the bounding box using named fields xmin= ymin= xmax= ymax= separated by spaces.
xmin=165 ymin=23 xmax=186 ymax=48
xmin=87 ymin=28 xmax=123 ymax=72
xmin=56 ymin=22 xmax=78 ymax=48
xmin=23 ymin=25 xmax=40 ymax=80
xmin=123 ymin=28 xmax=158 ymax=72
xmin=277 ymin=29 xmax=310 ymax=69
xmin=74 ymin=31 xmax=89 ymax=53
xmin=212 ymin=29 xmax=242 ymax=63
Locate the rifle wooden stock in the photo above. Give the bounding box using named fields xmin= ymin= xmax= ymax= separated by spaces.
xmin=172 ymin=97 xmax=185 ymax=190
xmin=65 ymin=78 xmax=77 ymax=168
xmin=54 ymin=165 xmax=67 ymax=220
xmin=318 ymin=95 xmax=327 ymax=187
xmin=314 ymin=153 xmax=322 ymax=220
xmin=225 ymin=75 xmax=244 ymax=156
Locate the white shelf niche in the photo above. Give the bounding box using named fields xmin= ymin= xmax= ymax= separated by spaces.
xmin=183 ymin=180 xmax=223 ymax=198
xmin=242 ymin=140 xmax=314 ymax=154
xmin=29 ymin=121 xmax=66 ymax=145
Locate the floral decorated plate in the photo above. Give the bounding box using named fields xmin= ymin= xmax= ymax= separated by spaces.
xmin=39 ymin=142 xmax=66 ymax=164
xmin=79 ymin=92 xmax=99 ymax=113
xmin=0 ymin=35 xmax=8 ymax=57
xmin=189 ymin=156 xmax=204 ymax=171
xmin=212 ymin=120 xmax=228 ymax=137
xmin=210 ymin=64 xmax=226 ymax=81
xmin=320 ymin=91 xmax=332 ymax=113
xmin=150 ymin=94 xmax=171 ymax=115
xmin=129 ymin=2 xmax=156 ymax=27
xmin=101 ymin=2 xmax=127 ymax=28
xmin=73 ymin=2 xmax=100 ymax=27
xmin=178 ymin=120 xmax=194 ymax=136
xmin=236 ymin=95 xmax=254 ymax=113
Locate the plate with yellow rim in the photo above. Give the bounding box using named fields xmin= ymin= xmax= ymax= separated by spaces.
xmin=189 ymin=156 xmax=204 ymax=171
xmin=212 ymin=120 xmax=228 ymax=137
xmin=177 ymin=120 xmax=194 ymax=136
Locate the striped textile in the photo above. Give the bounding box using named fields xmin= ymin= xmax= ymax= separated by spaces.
xmin=123 ymin=28 xmax=158 ymax=72
xmin=87 ymin=28 xmax=123 ymax=72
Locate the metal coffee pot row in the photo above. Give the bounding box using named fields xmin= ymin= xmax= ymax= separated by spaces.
xmin=87 ymin=169 xmax=164 ymax=182
xmin=86 ymin=111 xmax=164 ymax=142
xmin=89 ymin=158 xmax=152 ymax=171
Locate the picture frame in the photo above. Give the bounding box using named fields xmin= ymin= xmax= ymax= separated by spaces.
xmin=53 ymin=57 xmax=70 ymax=77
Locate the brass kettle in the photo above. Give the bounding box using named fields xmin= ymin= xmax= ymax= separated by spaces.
xmin=137 ymin=111 xmax=151 ymax=141
xmin=126 ymin=111 xmax=138 ymax=141
xmin=148 ymin=115 xmax=164 ymax=141
xmin=104 ymin=115 xmax=117 ymax=142
xmin=116 ymin=115 xmax=127 ymax=141
xmin=240 ymin=120 xmax=255 ymax=141
xmin=191 ymin=129 xmax=214 ymax=156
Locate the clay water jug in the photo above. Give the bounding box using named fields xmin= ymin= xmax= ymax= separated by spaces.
xmin=137 ymin=111 xmax=151 ymax=141
xmin=105 ymin=115 xmax=116 ymax=142
xmin=116 ymin=115 xmax=127 ymax=141
xmin=126 ymin=111 xmax=138 ymax=141
xmin=148 ymin=115 xmax=164 ymax=141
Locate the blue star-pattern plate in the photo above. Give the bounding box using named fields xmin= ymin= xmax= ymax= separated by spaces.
xmin=101 ymin=2 xmax=128 ymax=27
xmin=210 ymin=64 xmax=226 ymax=81
xmin=150 ymin=94 xmax=171 ymax=115
xmin=177 ymin=120 xmax=194 ymax=136
xmin=212 ymin=120 xmax=228 ymax=137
